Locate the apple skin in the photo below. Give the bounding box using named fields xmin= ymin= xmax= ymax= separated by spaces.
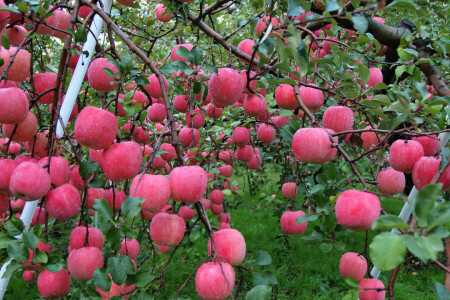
xmin=78 ymin=5 xmax=91 ymax=18
xmin=185 ymin=108 xmax=205 ymax=128
xmin=9 ymin=162 xmax=51 ymax=201
xmin=412 ymin=135 xmax=440 ymax=156
xmin=299 ymin=85 xmax=323 ymax=112
xmin=200 ymin=198 xmax=212 ymax=210
xmin=103 ymin=188 xmax=126 ymax=210
xmin=69 ymin=165 xmax=85 ymax=191
xmin=292 ymin=127 xmax=332 ymax=164
xmin=211 ymin=203 xmax=223 ymax=215
xmin=211 ymin=190 xmax=225 ymax=205
xmin=38 ymin=156 xmax=70 ymax=187
xmin=357 ymin=278 xmax=386 ymax=300
xmin=376 ymin=168 xmax=405 ymax=195
xmin=247 ymin=154 xmax=262 ymax=170
xmin=244 ymin=94 xmax=266 ymax=117
xmin=335 ymin=190 xmax=380 ymax=231
xmin=195 ymin=261 xmax=235 ymax=300
xmin=155 ymin=4 xmax=173 ymax=22
xmin=23 ymin=270 xmax=36 ymax=282
xmin=2 ymin=110 xmax=37 ymax=142
xmin=150 ymin=213 xmax=185 ymax=246
xmin=145 ymin=73 xmax=169 ymax=99
xmin=217 ymin=212 xmax=231 ymax=223
xmin=169 ymin=166 xmax=207 ymax=203
xmin=129 ymin=174 xmax=171 ymax=212
xmin=87 ymin=58 xmax=118 ymax=92
xmin=257 ymin=124 xmax=275 ymax=144
xmin=69 ymin=226 xmax=104 ymax=250
xmin=33 ymin=72 xmax=57 ymax=104
xmin=171 ymin=43 xmax=194 ymax=63
xmin=45 ymin=183 xmax=81 ymax=220
xmin=275 ymin=84 xmax=297 ymax=110
xmin=218 ymin=165 xmax=233 ymax=178
xmin=208 ymin=68 xmax=244 ymax=107
xmin=173 ymin=95 xmax=189 ymax=113
xmin=67 ymin=246 xmax=104 ymax=281
xmin=0 ymin=46 xmax=31 ymax=82
xmin=0 ymin=87 xmax=29 ymax=124
xmin=412 ymin=156 xmax=443 ymax=190
xmin=339 ymin=252 xmax=367 ymax=281
xmin=207 ymin=229 xmax=246 ymax=265
xmin=389 ymin=139 xmax=424 ymax=173
xmin=37 ymin=268 xmax=71 ymax=299
xmin=280 ymin=210 xmax=308 ymax=235
xmin=237 ymin=39 xmax=258 ymax=61
xmin=236 ymin=145 xmax=254 ymax=162
xmin=147 ymin=103 xmax=166 ymax=123
xmin=361 ymin=126 xmax=380 ymax=150
xmin=160 ymin=143 xmax=177 ymax=162
xmin=179 ymin=206 xmax=195 ymax=222
xmin=119 ymin=238 xmax=140 ymax=260
xmin=0 ymin=158 xmax=18 ymax=192
xmin=323 ymin=106 xmax=354 ymax=133
xmin=179 ymin=127 xmax=200 ymax=148
xmin=232 ymin=127 xmax=250 ymax=146
xmin=366 ymin=68 xmax=383 ymax=87
xmin=74 ymin=106 xmax=118 ymax=150
xmin=206 ymin=104 xmax=223 ymax=119
xmin=282 ymin=182 xmax=298 ymax=199
xmin=101 ymin=141 xmax=142 ymax=182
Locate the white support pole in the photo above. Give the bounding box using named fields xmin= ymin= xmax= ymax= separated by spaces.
xmin=0 ymin=1 xmax=113 ymax=298
xmin=371 ymin=131 xmax=450 ymax=279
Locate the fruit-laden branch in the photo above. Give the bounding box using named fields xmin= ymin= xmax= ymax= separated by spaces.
xmin=417 ymin=50 xmax=450 ymax=97
xmin=80 ymin=0 xmax=184 ymax=164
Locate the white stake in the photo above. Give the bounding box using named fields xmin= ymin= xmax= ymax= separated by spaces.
xmin=0 ymin=1 xmax=113 ymax=298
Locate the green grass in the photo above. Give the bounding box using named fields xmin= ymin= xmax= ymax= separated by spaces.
xmin=156 ymin=177 xmax=444 ymax=299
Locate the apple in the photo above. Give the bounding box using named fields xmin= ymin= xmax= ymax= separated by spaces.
xmin=361 ymin=126 xmax=380 ymax=150
xmin=339 ymin=252 xmax=367 ymax=281
xmin=179 ymin=127 xmax=200 ymax=148
xmin=78 ymin=5 xmax=91 ymax=18
xmin=23 ymin=270 xmax=36 ymax=282
xmin=366 ymin=68 xmax=383 ymax=87
xmin=412 ymin=156 xmax=443 ymax=190
xmin=211 ymin=203 xmax=224 ymax=215
xmin=45 ymin=183 xmax=81 ymax=220
xmin=389 ymin=139 xmax=424 ymax=173
xmin=211 ymin=190 xmax=225 ymax=205
xmin=195 ymin=262 xmax=235 ymax=300
xmin=159 ymin=143 xmax=177 ymax=162
xmin=119 ymin=238 xmax=140 ymax=259
xmin=208 ymin=68 xmax=244 ymax=107
xmin=244 ymin=94 xmax=266 ymax=117
xmin=247 ymin=154 xmax=262 ymax=169
xmin=173 ymin=94 xmax=189 ymax=113
xmin=169 ymin=166 xmax=207 ymax=203
xmin=236 ymin=145 xmax=254 ymax=162
xmin=335 ymin=190 xmax=380 ymax=231
xmin=101 ymin=141 xmax=142 ymax=181
xmin=323 ymin=106 xmax=354 ymax=132
xmin=37 ymin=268 xmax=71 ymax=299
xmin=155 ymin=4 xmax=173 ymax=22
xmin=257 ymin=124 xmax=275 ymax=144
xmin=179 ymin=206 xmax=195 ymax=222
xmin=292 ymin=127 xmax=332 ymax=164
xmin=145 ymin=74 xmax=169 ymax=99
xmin=9 ymin=162 xmax=51 ymax=201
xmin=150 ymin=213 xmax=185 ymax=246
xmin=217 ymin=212 xmax=231 ymax=223
xmin=358 ymin=278 xmax=386 ymax=300
xmin=74 ymin=106 xmax=118 ymax=150
xmin=38 ymin=156 xmax=70 ymax=187
xmin=130 ymin=174 xmax=171 ymax=212
xmin=200 ymin=198 xmax=212 ymax=210
xmin=237 ymin=39 xmax=258 ymax=61
xmin=185 ymin=108 xmax=205 ymax=128
xmin=218 ymin=165 xmax=233 ymax=178
xmin=0 ymin=46 xmax=31 ymax=82
xmin=103 ymin=188 xmax=126 ymax=210
xmin=67 ymin=246 xmax=104 ymax=281
xmin=0 ymin=158 xmax=17 ymax=192
xmin=69 ymin=226 xmax=104 ymax=250
xmin=147 ymin=103 xmax=166 ymax=123
xmin=87 ymin=58 xmax=118 ymax=92
xmin=412 ymin=135 xmax=440 ymax=156
xmin=281 ymin=182 xmax=298 ymax=199
xmin=255 ymin=16 xmax=279 ymax=35
xmin=280 ymin=210 xmax=308 ymax=234
xmin=376 ymin=168 xmax=405 ymax=195
xmin=275 ymin=84 xmax=297 ymax=110
xmin=2 ymin=110 xmax=37 ymax=142
xmin=299 ymin=85 xmax=323 ymax=112
xmin=241 ymin=70 xmax=257 ymax=94
xmin=171 ymin=44 xmax=194 ymax=63
xmin=69 ymin=165 xmax=85 ymax=191
xmin=0 ymin=87 xmax=29 ymax=124
xmin=232 ymin=127 xmax=250 ymax=146
xmin=206 ymin=104 xmax=223 ymax=119
xmin=207 ymin=229 xmax=246 ymax=265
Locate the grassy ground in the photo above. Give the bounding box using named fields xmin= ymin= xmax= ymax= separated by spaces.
xmin=157 ymin=174 xmax=444 ymax=299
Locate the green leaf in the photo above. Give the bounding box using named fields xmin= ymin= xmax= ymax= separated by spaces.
xmin=5 ymin=216 xmax=24 ymax=237
xmin=79 ymin=161 xmax=99 ymax=181
xmin=22 ymin=232 xmax=38 ymax=250
xmin=7 ymin=242 xmax=29 ymax=261
xmin=94 ymin=198 xmax=113 ymax=222
xmin=0 ymin=235 xmax=17 ymax=249
xmin=106 ymin=227 xmax=121 ymax=251
xmin=88 ymin=177 xmax=106 ymax=188
xmin=175 ymin=46 xmax=192 ymax=63
xmin=159 ymin=63 xmax=178 ymax=74
xmin=103 ymin=68 xmax=116 ymax=78
xmin=428 ymin=96 xmax=450 ymax=106
xmin=387 ymin=0 xmax=418 ymax=11
xmin=309 ymin=184 xmax=325 ymax=195
xmin=121 ymin=197 xmax=146 ymax=220
xmin=107 ymin=256 xmax=136 ymax=285
xmin=203 ymin=64 xmax=218 ymax=74
xmin=432 ymin=281 xmax=450 ymax=300
xmin=412 ymin=184 xmax=442 ymax=227
xmin=33 ymin=251 xmax=48 ymax=264
xmin=402 ymin=234 xmax=444 ymax=263
xmin=1 ymin=30 xmax=9 ymax=50
xmin=371 ymin=214 xmax=410 ymax=230
xmin=253 ymin=250 xmax=272 ymax=265
xmin=390 ymin=113 xmax=407 ymax=130
xmin=345 ymin=276 xmax=359 ymax=288
xmin=1 ymin=260 xmax=21 ymax=279
xmin=342 ymin=290 xmax=359 ymax=300
xmin=279 ymin=110 xmax=293 ymax=117
xmin=246 ymin=285 xmax=272 ymax=300
xmin=253 ymin=271 xmax=278 ymax=286
xmin=44 ymin=255 xmax=64 ymax=273
xmin=119 ymin=54 xmax=133 ymax=73
xmin=190 ymin=46 xmax=203 ymax=66
xmin=134 ymin=75 xmax=149 ymax=86
xmin=358 ymin=64 xmax=370 ymax=84
xmin=287 ymin=0 xmax=303 ymax=17
xmin=352 ymin=15 xmax=368 ymax=34
xmin=296 ymin=214 xmax=318 ymax=224
xmin=93 ymin=268 xmax=112 ymax=292
xmin=326 ymin=0 xmax=340 ymax=12
xmin=0 ymin=6 xmax=20 ymax=14
xmin=135 ymin=269 xmax=156 ymax=288
xmin=369 ymin=232 xmax=406 ymax=271
xmin=427 ymin=202 xmax=450 ymax=231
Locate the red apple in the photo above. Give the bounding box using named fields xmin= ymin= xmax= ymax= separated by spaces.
xmin=236 ymin=145 xmax=254 ymax=162
xmin=358 ymin=278 xmax=386 ymax=300
xmin=67 ymin=246 xmax=104 ymax=281
xmin=335 ymin=190 xmax=380 ymax=231
xmin=185 ymin=108 xmax=205 ymax=128
xmin=87 ymin=58 xmax=118 ymax=92
xmin=38 ymin=156 xmax=70 ymax=187
xmin=389 ymin=139 xmax=424 ymax=173
xmin=150 ymin=213 xmax=185 ymax=246
xmin=208 ymin=68 xmax=244 ymax=107
xmin=0 ymin=158 xmax=17 ymax=192
xmin=211 ymin=190 xmax=225 ymax=205
xmin=339 ymin=252 xmax=367 ymax=281
xmin=0 ymin=87 xmax=29 ymax=124
xmin=45 ymin=184 xmax=81 ymax=220
xmin=292 ymin=127 xmax=332 ymax=164
xmin=173 ymin=94 xmax=189 ymax=113
xmin=195 ymin=262 xmax=235 ymax=300
xmin=206 ymin=104 xmax=223 ymax=119
xmin=145 ymin=74 xmax=169 ymax=99
xmin=155 ymin=4 xmax=173 ymax=22
xmin=2 ymin=110 xmax=37 ymax=142
xmin=37 ymin=268 xmax=71 ymax=299
xmin=376 ymin=168 xmax=405 ymax=195
xmin=179 ymin=127 xmax=200 ymax=148
xmin=299 ymin=85 xmax=323 ymax=112
xmin=257 ymin=124 xmax=275 ymax=144
xmin=171 ymin=44 xmax=194 ymax=63
xmin=178 ymin=206 xmax=195 ymax=222
xmin=244 ymin=94 xmax=266 ymax=117
xmin=119 ymin=238 xmax=140 ymax=260
xmin=323 ymin=105 xmax=354 ymax=132
xmin=147 ymin=103 xmax=166 ymax=123
xmin=218 ymin=165 xmax=233 ymax=178
xmin=232 ymin=127 xmax=250 ymax=146
xmin=275 ymin=84 xmax=297 ymax=110
xmin=207 ymin=229 xmax=246 ymax=265
xmin=69 ymin=226 xmax=104 ymax=250
xmin=103 ymin=188 xmax=126 ymax=210
xmin=412 ymin=135 xmax=440 ymax=156
xmin=130 ymin=174 xmax=171 ymax=212
xmin=9 ymin=162 xmax=51 ymax=201
xmin=0 ymin=47 xmax=31 ymax=82
xmin=281 ymin=182 xmax=297 ymax=199
xmin=280 ymin=210 xmax=308 ymax=234
xmin=366 ymin=68 xmax=383 ymax=88
xmin=102 ymin=141 xmax=142 ymax=181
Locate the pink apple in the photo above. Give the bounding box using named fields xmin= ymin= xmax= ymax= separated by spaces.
xmin=299 ymin=85 xmax=323 ymax=112
xmin=155 ymin=4 xmax=173 ymax=22
xmin=292 ymin=127 xmax=332 ymax=164
xmin=282 ymin=182 xmax=297 ymax=199
xmin=257 ymin=124 xmax=275 ymax=144
xmin=69 ymin=226 xmax=104 ymax=250
xmin=376 ymin=168 xmax=405 ymax=195
xmin=237 ymin=39 xmax=258 ymax=61
xmin=241 ymin=70 xmax=257 ymax=94
xmin=323 ymin=106 xmax=354 ymax=132
xmin=9 ymin=162 xmax=51 ymax=201
xmin=236 ymin=145 xmax=254 ymax=162
xmin=147 ymin=103 xmax=166 ymax=123
xmin=145 ymin=74 xmax=169 ymax=99
xmin=101 ymin=141 xmax=142 ymax=181
xmin=206 ymin=104 xmax=223 ymax=119
xmin=339 ymin=252 xmax=367 ymax=281
xmin=0 ymin=158 xmax=17 ymax=192
xmin=130 ymin=174 xmax=171 ymax=212
xmin=171 ymin=44 xmax=194 ymax=63
xmin=185 ymin=108 xmax=205 ymax=128
xmin=87 ymin=58 xmax=118 ymax=92
xmin=23 ymin=270 xmax=36 ymax=282
xmin=208 ymin=68 xmax=244 ymax=107
xmin=412 ymin=156 xmax=442 ymax=190
xmin=119 ymin=238 xmax=140 ymax=259
xmin=218 ymin=165 xmax=233 ymax=178
xmin=211 ymin=203 xmax=223 ymax=215
xmin=232 ymin=127 xmax=250 ymax=146
xmin=280 ymin=210 xmax=308 ymax=234
xmin=366 ymin=68 xmax=383 ymax=88
xmin=207 ymin=229 xmax=246 ymax=265
xmin=169 ymin=166 xmax=207 ymax=203
xmin=150 ymin=213 xmax=185 ymax=246
xmin=103 ymin=188 xmax=126 ymax=210
xmin=335 ymin=190 xmax=380 ymax=231
xmin=67 ymin=246 xmax=104 ymax=281
xmin=361 ymin=126 xmax=380 ymax=150
xmin=179 ymin=206 xmax=195 ymax=222
xmin=412 ymin=135 xmax=440 ymax=156
xmin=358 ymin=279 xmax=386 ymax=300
xmin=38 ymin=156 xmax=70 ymax=187
xmin=173 ymin=94 xmax=189 ymax=113
xmin=0 ymin=47 xmax=31 ymax=82
xmin=37 ymin=268 xmax=71 ymax=299
xmin=179 ymin=127 xmax=200 ymax=148
xmin=275 ymin=84 xmax=297 ymax=110
xmin=211 ymin=190 xmax=225 ymax=205
xmin=195 ymin=262 xmax=235 ymax=300
xmin=244 ymin=94 xmax=266 ymax=117
xmin=45 ymin=184 xmax=81 ymax=220
xmin=0 ymin=87 xmax=29 ymax=124
xmin=2 ymin=110 xmax=37 ymax=142
xmin=247 ymin=154 xmax=262 ymax=169
xmin=389 ymin=139 xmax=424 ymax=173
